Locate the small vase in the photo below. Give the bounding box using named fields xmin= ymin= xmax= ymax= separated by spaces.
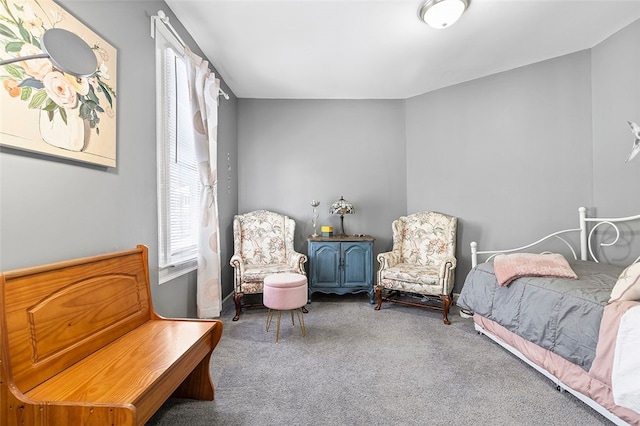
xmin=311 ymin=200 xmax=320 ymax=237
xmin=39 ymin=108 xmax=87 ymax=152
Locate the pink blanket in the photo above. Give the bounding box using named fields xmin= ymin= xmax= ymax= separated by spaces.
xmin=493 ymin=253 xmax=578 ymax=286
xmin=475 ymin=303 xmax=640 ymax=425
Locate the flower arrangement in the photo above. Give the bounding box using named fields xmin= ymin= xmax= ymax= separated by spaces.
xmin=0 ymin=0 xmax=115 ymax=136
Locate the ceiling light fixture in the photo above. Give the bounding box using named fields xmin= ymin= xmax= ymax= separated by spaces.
xmin=418 ymin=0 xmax=469 ymax=29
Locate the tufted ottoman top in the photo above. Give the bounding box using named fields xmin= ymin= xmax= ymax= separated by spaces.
xmin=263 ymin=273 xmax=307 ymax=288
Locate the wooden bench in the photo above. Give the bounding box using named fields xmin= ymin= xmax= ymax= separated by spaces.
xmin=0 ymin=245 xmax=223 ymax=426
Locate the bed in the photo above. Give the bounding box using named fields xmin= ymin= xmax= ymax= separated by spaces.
xmin=457 ymin=207 xmax=640 ymax=426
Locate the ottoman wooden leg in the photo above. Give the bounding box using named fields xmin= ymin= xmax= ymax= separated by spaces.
xmin=275 ymin=311 xmax=282 ymax=343
xmin=266 ymin=309 xmax=274 ymax=332
xmin=296 ymin=308 xmax=306 ymax=337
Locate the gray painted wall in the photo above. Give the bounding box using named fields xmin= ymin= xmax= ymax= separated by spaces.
xmin=237 ymin=100 xmax=407 ymax=262
xmin=405 ymin=51 xmax=594 ymax=291
xmin=0 ymin=1 xmax=238 ymax=318
xmin=590 ymin=19 xmax=640 ymax=264
xmin=592 ymin=20 xmax=640 ymax=216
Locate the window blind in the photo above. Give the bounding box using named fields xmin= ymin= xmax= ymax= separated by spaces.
xmin=158 ymin=46 xmax=201 ymax=268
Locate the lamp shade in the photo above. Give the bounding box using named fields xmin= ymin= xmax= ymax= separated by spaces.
xmin=329 ymin=196 xmax=354 ymax=216
xmin=419 ymin=0 xmax=469 ymax=29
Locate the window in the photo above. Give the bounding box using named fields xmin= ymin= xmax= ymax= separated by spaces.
xmin=155 ymin=24 xmax=200 ymax=283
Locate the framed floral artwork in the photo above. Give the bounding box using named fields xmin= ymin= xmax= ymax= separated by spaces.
xmin=0 ymin=0 xmax=117 ymax=167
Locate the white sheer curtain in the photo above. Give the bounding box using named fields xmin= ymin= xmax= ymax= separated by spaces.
xmin=184 ymin=47 xmax=222 ymax=318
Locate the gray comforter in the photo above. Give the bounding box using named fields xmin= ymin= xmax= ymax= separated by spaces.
xmin=457 ymin=260 xmax=624 ymax=371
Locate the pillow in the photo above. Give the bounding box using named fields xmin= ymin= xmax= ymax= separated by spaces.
xmin=610 ymin=262 xmax=640 ymax=302
xmin=493 ymin=253 xmax=578 ymax=287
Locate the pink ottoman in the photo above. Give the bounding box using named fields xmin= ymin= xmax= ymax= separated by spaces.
xmin=263 ymin=273 xmax=308 ymax=343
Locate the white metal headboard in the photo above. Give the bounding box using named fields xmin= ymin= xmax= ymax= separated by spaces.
xmin=470 ymin=207 xmax=640 ymax=267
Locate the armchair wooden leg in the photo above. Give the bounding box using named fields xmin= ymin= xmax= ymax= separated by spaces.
xmin=233 ymin=292 xmax=244 ymax=321
xmin=374 ymin=285 xmax=384 ymax=310
xmin=439 ymin=294 xmax=452 ymax=325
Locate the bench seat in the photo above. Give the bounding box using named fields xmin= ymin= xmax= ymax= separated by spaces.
xmin=28 ymin=319 xmax=214 ymax=398
xmin=0 ymin=245 xmax=224 ymax=426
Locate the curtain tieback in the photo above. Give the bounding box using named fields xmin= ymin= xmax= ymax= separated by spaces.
xmin=205 ymin=181 xmax=217 ymax=207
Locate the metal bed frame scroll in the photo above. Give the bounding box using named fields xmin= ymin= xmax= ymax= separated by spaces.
xmin=471 ymin=207 xmax=640 ymax=267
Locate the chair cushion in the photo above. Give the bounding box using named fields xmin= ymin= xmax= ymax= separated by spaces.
xmin=380 ymin=263 xmax=440 ymax=286
xmin=240 ymin=281 xmax=264 ymax=294
xmin=240 ymin=264 xmax=301 ymax=294
xmin=379 ymin=263 xmax=448 ymax=295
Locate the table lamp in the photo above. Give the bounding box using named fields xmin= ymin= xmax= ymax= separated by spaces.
xmin=329 ymin=196 xmax=355 ymax=237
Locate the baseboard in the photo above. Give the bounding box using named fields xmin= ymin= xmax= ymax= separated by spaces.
xmin=222 ymin=292 xmax=234 ymax=311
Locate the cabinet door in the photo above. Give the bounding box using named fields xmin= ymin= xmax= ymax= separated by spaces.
xmin=310 ymin=242 xmax=340 ymax=288
xmin=342 ymin=242 xmax=372 ymax=288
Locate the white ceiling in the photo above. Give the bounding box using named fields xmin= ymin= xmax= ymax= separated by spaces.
xmin=165 ymin=0 xmax=640 ymax=99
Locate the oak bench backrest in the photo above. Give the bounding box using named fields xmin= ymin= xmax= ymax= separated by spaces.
xmin=0 ymin=246 xmax=153 ymax=393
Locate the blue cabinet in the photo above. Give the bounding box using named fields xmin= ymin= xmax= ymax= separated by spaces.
xmin=307 ymin=236 xmax=374 ymax=303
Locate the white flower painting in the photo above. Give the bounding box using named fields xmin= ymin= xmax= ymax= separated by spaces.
xmin=0 ymin=0 xmax=117 ymax=167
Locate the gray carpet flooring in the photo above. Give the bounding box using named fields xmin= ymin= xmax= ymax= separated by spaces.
xmin=147 ymin=294 xmax=611 ymax=425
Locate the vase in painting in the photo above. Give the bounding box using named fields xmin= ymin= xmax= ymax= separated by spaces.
xmin=39 ymin=108 xmax=87 ymax=152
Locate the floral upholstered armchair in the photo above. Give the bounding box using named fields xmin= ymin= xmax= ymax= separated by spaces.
xmin=375 ymin=211 xmax=457 ymax=324
xmin=230 ymin=210 xmax=307 ymax=321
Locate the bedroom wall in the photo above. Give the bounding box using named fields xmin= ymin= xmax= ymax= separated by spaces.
xmin=590 ymin=19 xmax=640 ymax=264
xmin=405 ymin=51 xmax=594 ymax=292
xmin=0 ymin=1 xmax=238 ymax=318
xmin=236 ymin=99 xmax=407 ymax=263
xmin=592 ymin=19 xmax=640 ymax=216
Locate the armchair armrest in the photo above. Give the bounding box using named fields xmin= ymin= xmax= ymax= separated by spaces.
xmin=229 ymin=254 xmax=244 ymax=270
xmin=287 ymin=251 xmax=308 ymax=275
xmin=438 ymin=256 xmax=457 ymax=295
xmin=377 ymin=250 xmax=400 ymax=271
xmin=230 ymin=254 xmax=245 ymax=291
